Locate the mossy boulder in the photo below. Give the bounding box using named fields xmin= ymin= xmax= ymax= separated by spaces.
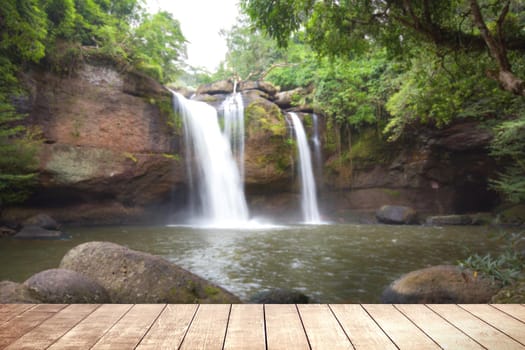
xmin=491 ymin=279 xmax=525 ymax=303
xmin=59 ymin=241 xmax=241 ymax=303
xmin=376 ymin=205 xmax=418 ymax=225
xmin=381 ymin=265 xmax=500 ymax=303
xmin=24 ymin=268 xmax=110 ymax=303
xmin=0 ymin=281 xmax=40 ymax=303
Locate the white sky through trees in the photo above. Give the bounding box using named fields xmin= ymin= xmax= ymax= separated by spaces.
xmin=146 ymin=0 xmax=240 ymax=71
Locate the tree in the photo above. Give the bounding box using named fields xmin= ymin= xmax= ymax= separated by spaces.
xmin=0 ymin=0 xmax=47 ymax=204
xmin=132 ymin=11 xmax=187 ymax=83
xmin=241 ymin=0 xmax=525 ymax=97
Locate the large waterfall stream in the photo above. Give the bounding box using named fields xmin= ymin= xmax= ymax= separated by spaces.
xmin=172 ymin=92 xmax=249 ymax=227
xmin=289 ymin=113 xmax=322 ymax=224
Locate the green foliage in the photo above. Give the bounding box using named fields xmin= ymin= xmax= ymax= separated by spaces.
xmin=459 ymin=231 xmax=524 ymax=286
xmin=459 ymin=251 xmax=522 ymax=286
xmin=132 ymin=11 xmax=187 ymax=83
xmin=490 ymin=115 xmax=525 ymax=203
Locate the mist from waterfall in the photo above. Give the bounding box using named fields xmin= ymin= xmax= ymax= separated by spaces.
xmin=289 ymin=112 xmax=322 ymax=224
xmin=172 ymin=91 xmax=249 ymax=227
xmin=221 ymin=92 xmax=245 ymax=181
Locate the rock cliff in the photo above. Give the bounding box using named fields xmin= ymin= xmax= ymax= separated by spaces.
xmin=5 ymin=62 xmax=185 ymax=224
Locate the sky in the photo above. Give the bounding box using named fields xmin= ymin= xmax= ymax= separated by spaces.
xmin=146 ymin=0 xmax=240 ymax=71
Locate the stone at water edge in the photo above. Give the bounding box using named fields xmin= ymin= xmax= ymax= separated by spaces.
xmin=248 ymin=289 xmax=310 ymax=304
xmin=59 ymin=241 xmax=241 ymax=304
xmin=13 ymin=226 xmax=68 ymax=240
xmin=0 ymin=281 xmax=41 ymax=303
xmin=376 ymin=205 xmax=418 ymax=225
xmin=381 ymin=265 xmax=501 ymax=303
xmin=23 ymin=213 xmax=60 ymax=230
xmin=24 ymin=268 xmax=110 ymax=304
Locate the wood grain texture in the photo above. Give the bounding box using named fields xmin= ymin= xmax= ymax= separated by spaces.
xmin=265 ymin=304 xmax=310 ymax=350
xmin=395 ymin=304 xmax=483 ymax=350
xmin=460 ymin=304 xmax=525 ymax=346
xmin=428 ymin=304 xmax=524 ymax=350
xmin=136 ymin=304 xmax=198 ymax=350
xmin=0 ymin=304 xmax=65 ymax=348
xmin=47 ymin=304 xmax=133 ymax=350
xmin=91 ymin=304 xmax=165 ymax=350
xmin=4 ymin=304 xmax=99 ymax=350
xmin=330 ymin=304 xmax=396 ymax=350
xmin=179 ymin=304 xmax=231 ymax=350
xmin=363 ymin=304 xmax=440 ymax=350
xmin=223 ymin=304 xmax=265 ymax=350
xmin=492 ymin=304 xmax=525 ymax=323
xmin=298 ymin=304 xmax=353 ymax=350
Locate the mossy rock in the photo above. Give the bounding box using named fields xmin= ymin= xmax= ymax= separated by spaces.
xmin=498 ymin=204 xmax=525 ymax=225
xmin=491 ymin=279 xmax=525 ymax=303
xmin=59 ymin=241 xmax=241 ymax=303
xmin=245 ymin=101 xmax=285 ymax=137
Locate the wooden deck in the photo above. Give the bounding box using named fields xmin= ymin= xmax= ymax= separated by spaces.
xmin=1 ymin=304 xmax=524 ymax=349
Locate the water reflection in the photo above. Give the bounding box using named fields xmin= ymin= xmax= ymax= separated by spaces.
xmin=0 ymin=224 xmax=504 ymax=302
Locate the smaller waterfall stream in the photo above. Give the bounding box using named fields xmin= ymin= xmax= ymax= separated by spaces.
xmin=289 ymin=113 xmax=322 ymax=224
xmin=221 ymin=92 xmax=245 ymax=181
xmin=172 ymin=92 xmax=249 ymax=226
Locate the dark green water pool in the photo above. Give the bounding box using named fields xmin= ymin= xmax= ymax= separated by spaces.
xmin=0 ymin=224 xmax=506 ymax=302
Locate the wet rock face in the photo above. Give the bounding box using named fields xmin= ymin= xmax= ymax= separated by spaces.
xmin=11 ymin=63 xmax=185 ymax=223
xmin=381 ymin=265 xmax=501 ymax=303
xmin=59 ymin=241 xmax=241 ymax=304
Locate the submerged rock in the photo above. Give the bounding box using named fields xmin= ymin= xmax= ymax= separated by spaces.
xmin=24 ymin=268 xmax=110 ymax=304
xmin=59 ymin=241 xmax=241 ymax=304
xmin=376 ymin=205 xmax=418 ymax=225
xmin=381 ymin=265 xmax=500 ymax=303
xmin=426 ymin=215 xmax=473 ymax=226
xmin=23 ymin=213 xmax=60 ymax=230
xmin=0 ymin=281 xmax=40 ymax=303
xmin=13 ymin=226 xmax=68 ymax=240
xmin=248 ymin=289 xmax=310 ymax=304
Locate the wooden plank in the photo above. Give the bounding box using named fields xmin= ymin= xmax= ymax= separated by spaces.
xmin=395 ymin=304 xmax=483 ymax=350
xmin=0 ymin=304 xmax=66 ymax=348
xmin=136 ymin=304 xmax=198 ymax=350
xmin=179 ymin=304 xmax=230 ymax=350
xmin=4 ymin=304 xmax=99 ymax=350
xmin=223 ymin=304 xmax=265 ymax=350
xmin=428 ymin=304 xmax=524 ymax=350
xmin=297 ymin=304 xmax=353 ymax=350
xmin=363 ymin=304 xmax=439 ymax=350
xmin=91 ymin=304 xmax=165 ymax=350
xmin=0 ymin=305 xmax=35 ymax=324
xmin=330 ymin=304 xmax=396 ymax=350
xmin=460 ymin=304 xmax=525 ymax=346
xmin=492 ymin=304 xmax=525 ymax=323
xmin=265 ymin=304 xmax=310 ymax=350
xmin=47 ymin=304 xmax=132 ymax=350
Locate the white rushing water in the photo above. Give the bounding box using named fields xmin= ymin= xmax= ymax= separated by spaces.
xmin=289 ymin=112 xmax=322 ymax=224
xmin=221 ymin=92 xmax=245 ymax=181
xmin=172 ymin=92 xmax=249 ymax=227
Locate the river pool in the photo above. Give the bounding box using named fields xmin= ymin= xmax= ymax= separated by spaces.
xmin=0 ymin=223 xmax=506 ymax=302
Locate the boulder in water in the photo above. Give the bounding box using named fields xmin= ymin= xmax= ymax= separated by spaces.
xmin=426 ymin=214 xmax=473 ymax=225
xmin=376 ymin=205 xmax=418 ymax=225
xmin=13 ymin=226 xmax=68 ymax=240
xmin=248 ymin=288 xmax=310 ymax=304
xmin=23 ymin=213 xmax=60 ymax=230
xmin=24 ymin=268 xmax=110 ymax=303
xmin=381 ymin=265 xmax=500 ymax=303
xmin=59 ymin=241 xmax=241 ymax=303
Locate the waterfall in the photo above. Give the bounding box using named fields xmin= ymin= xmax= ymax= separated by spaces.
xmin=221 ymin=92 xmax=245 ymax=181
xmin=311 ymin=114 xmax=323 ymax=182
xmin=172 ymin=92 xmax=249 ymax=226
xmin=289 ymin=112 xmax=322 ymax=224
